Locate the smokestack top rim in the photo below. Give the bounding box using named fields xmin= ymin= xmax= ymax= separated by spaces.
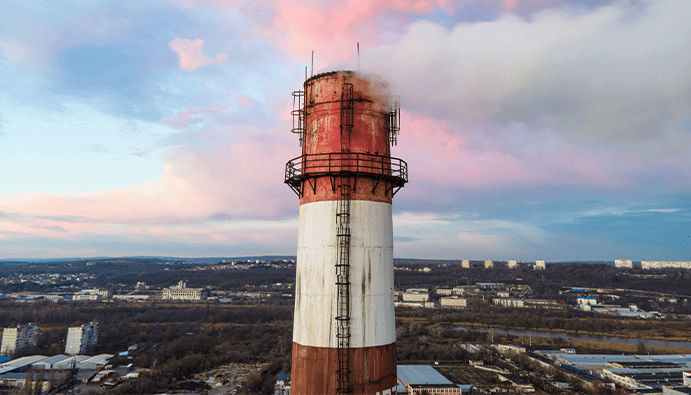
xmin=304 ymin=70 xmax=388 ymax=86
xmin=304 ymin=70 xmax=356 ymax=85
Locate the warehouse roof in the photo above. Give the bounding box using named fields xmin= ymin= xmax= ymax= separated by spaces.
xmin=0 ymin=355 xmax=48 ymax=374
xmin=81 ymin=354 xmax=113 ymax=364
xmin=397 ymin=365 xmax=454 ymax=386
xmin=31 ymin=354 xmax=70 ymax=367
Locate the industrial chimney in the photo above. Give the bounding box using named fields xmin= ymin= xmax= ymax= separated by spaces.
xmin=285 ymin=71 xmax=408 ymax=394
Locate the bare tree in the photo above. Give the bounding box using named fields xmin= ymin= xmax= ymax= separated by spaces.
xmin=488 ymin=328 xmax=497 ymax=344
xmin=429 ymin=325 xmax=443 ymax=338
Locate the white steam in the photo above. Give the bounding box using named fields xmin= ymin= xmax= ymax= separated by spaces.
xmin=353 ymin=0 xmax=691 ymax=155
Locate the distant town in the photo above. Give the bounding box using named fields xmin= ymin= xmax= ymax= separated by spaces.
xmin=1 ymin=257 xmax=691 ymax=394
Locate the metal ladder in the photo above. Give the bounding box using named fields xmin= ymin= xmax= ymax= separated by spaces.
xmin=336 ymin=82 xmax=354 ymax=395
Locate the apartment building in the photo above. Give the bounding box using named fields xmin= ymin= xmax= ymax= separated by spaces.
xmin=1 ymin=323 xmax=39 ymax=355
xmin=65 ymin=322 xmax=99 ymax=355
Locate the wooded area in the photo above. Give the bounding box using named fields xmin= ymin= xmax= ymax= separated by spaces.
xmin=2 ymin=259 xmax=691 ymax=393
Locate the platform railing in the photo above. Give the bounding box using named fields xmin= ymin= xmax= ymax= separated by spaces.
xmin=285 ymin=152 xmax=408 ymax=185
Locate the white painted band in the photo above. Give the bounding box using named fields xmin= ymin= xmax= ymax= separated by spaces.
xmin=293 ymin=200 xmax=395 ymax=348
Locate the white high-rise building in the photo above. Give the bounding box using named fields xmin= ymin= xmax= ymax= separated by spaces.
xmin=1 ymin=323 xmax=39 ymax=355
xmin=615 ymin=259 xmax=633 ymax=268
xmin=65 ymin=322 xmax=99 ymax=355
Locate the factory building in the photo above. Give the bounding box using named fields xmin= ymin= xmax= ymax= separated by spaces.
xmin=663 ymin=385 xmax=691 ymax=394
xmin=493 ymin=298 xmax=564 ymax=309
xmin=74 ymin=289 xmax=112 ymax=301
xmin=162 ymin=280 xmax=208 ymax=300
xmin=29 ymin=354 xmax=70 ymax=370
xmin=453 ymin=286 xmax=471 ymax=295
xmin=0 ymin=371 xmax=68 ymax=392
xmin=549 ymin=353 xmax=691 ymax=391
xmin=285 ymin=71 xmax=407 ymax=394
xmin=53 ymin=355 xmax=90 ymax=369
xmin=440 ymin=296 xmax=467 ymax=308
xmin=402 ymin=288 xmax=430 ymax=302
xmin=0 ymin=353 xmax=113 ymax=391
xmin=642 ymin=261 xmax=691 ymax=270
xmin=76 ymin=354 xmax=113 ymax=370
xmin=1 ymin=323 xmax=39 ymax=356
xmin=65 ymin=322 xmax=99 ymax=355
xmin=0 ymin=355 xmax=49 ymax=375
xmin=397 ymin=365 xmax=470 ymax=394
xmin=602 ymin=367 xmax=685 ymax=389
xmin=577 ymin=296 xmax=598 ymax=306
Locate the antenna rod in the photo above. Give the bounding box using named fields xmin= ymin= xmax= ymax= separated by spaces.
xmin=357 ymin=42 xmax=360 ymax=71
xmin=311 ymin=50 xmax=314 ymax=77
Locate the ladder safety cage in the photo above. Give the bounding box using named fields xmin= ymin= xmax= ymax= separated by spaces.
xmin=336 ymin=82 xmax=354 ymax=395
xmin=388 ymin=96 xmax=400 ymax=146
xmin=291 ymin=90 xmax=306 ymax=147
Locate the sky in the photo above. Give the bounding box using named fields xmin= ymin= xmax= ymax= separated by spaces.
xmin=0 ymin=0 xmax=690 ymax=261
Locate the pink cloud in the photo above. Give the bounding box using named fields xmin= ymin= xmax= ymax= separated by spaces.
xmin=0 ymin=128 xmax=299 ymax=256
xmin=238 ymin=94 xmax=256 ymax=107
xmin=207 ymin=0 xmax=550 ymax=69
xmin=245 ymin=0 xmax=466 ymax=66
xmin=161 ymin=103 xmax=232 ymax=129
xmin=502 ymin=0 xmax=517 ymax=12
xmin=4 ymin=109 xmax=678 ymax=257
xmin=168 ymin=37 xmax=227 ymax=72
xmin=395 ymin=111 xmax=669 ymax=191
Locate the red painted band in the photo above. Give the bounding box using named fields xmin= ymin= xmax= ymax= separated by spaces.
xmin=299 ymin=177 xmax=394 ymax=205
xmin=291 ymin=342 xmax=396 ymax=395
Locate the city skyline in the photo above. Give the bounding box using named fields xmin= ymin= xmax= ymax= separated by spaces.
xmin=1 ymin=0 xmax=690 ymax=261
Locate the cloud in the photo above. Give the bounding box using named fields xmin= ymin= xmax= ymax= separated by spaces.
xmin=392 ymin=210 xmax=549 ymax=259
xmin=169 ymin=38 xmax=227 ymax=72
xmin=160 ymin=103 xmax=232 ymax=129
xmin=239 ymin=0 xmax=618 ymax=68
xmin=241 ymin=0 xmax=473 ymax=67
xmin=394 ymin=236 xmax=419 ymax=242
xmin=393 ymin=111 xmax=691 ymax=195
xmin=0 ymin=38 xmax=31 ymax=64
xmin=2 ymin=0 xmax=689 ymax=261
xmin=502 ymin=0 xmax=517 ymax=12
xmin=356 ymin=0 xmax=691 ymax=155
xmin=31 ymin=225 xmax=68 ymax=233
xmin=580 ymin=206 xmax=683 ymax=218
xmin=0 ymin=125 xmax=299 ymax=257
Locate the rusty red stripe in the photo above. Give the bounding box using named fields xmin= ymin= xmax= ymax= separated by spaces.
xmin=291 ymin=342 xmax=396 ymax=395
